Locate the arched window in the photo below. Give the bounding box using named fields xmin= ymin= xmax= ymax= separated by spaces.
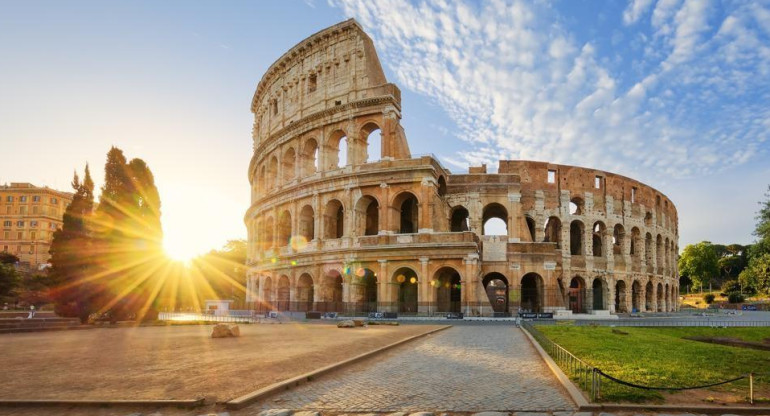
xmin=437 ymin=176 xmax=447 ymax=197
xmin=543 ymin=216 xmax=562 ymax=248
xmin=324 ymin=200 xmax=344 ymax=239
xmin=361 ymin=122 xmax=381 ymax=164
xmin=645 ymin=233 xmax=654 ymax=266
xmin=327 ymin=130 xmax=347 ymax=169
xmin=299 ymin=205 xmax=315 ymax=241
xmin=450 ymin=206 xmax=470 ymax=232
xmin=613 ymin=224 xmax=625 ymax=255
xmin=278 ymin=210 xmax=292 ymax=247
xmin=393 ymin=192 xmax=419 ymax=234
xmin=570 ymin=220 xmax=584 ymax=255
xmin=482 ymin=203 xmax=508 ymax=236
xmin=592 ymin=221 xmax=605 ymax=257
xmin=355 ymin=196 xmax=379 ymax=236
xmin=282 ymin=147 xmax=296 ymax=182
xmin=301 ymin=138 xmax=319 ymax=177
xmin=525 ymin=216 xmax=536 ymax=242
xmin=569 ymin=197 xmax=584 ymax=215
xmin=267 ymin=156 xmax=278 ymax=188
xmin=264 ymin=216 xmax=275 ymax=249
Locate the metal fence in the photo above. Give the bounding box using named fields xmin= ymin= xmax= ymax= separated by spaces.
xmin=157 ymin=312 xmax=255 ymax=323
xmin=521 ymin=321 xmax=767 ymax=403
xmin=534 ymin=318 xmax=770 ymax=327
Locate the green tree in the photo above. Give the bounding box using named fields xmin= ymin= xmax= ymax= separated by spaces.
xmin=0 ymin=263 xmax=21 ymax=302
xmin=49 ymin=166 xmax=96 ymax=322
xmin=739 ymin=253 xmax=770 ymax=295
xmin=752 ymin=185 xmax=770 ymax=256
xmin=193 ymin=240 xmax=247 ymax=307
xmin=678 ymin=241 xmax=719 ymax=291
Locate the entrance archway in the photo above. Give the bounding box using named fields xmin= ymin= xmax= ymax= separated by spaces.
xmin=321 ymin=270 xmax=343 ymax=312
xmin=351 ymin=267 xmax=378 ymax=313
xmin=657 ymin=282 xmax=664 ymax=312
xmin=631 ymin=280 xmax=642 ymax=312
xmin=296 ymin=273 xmax=314 ymax=312
xmin=277 ymin=275 xmax=290 ymax=311
xmin=434 ymin=267 xmax=461 ymax=313
xmin=645 ymin=281 xmax=653 ymax=311
xmin=568 ymin=276 xmax=585 ymax=313
xmin=521 ymin=273 xmax=544 ymax=313
xmin=592 ymin=278 xmax=606 ymax=310
xmin=615 ymin=280 xmax=627 ymax=313
xmin=482 ymin=273 xmax=509 ymax=315
xmin=393 ymin=267 xmax=418 ymax=314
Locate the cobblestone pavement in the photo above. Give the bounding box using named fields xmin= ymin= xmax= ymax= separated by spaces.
xmin=250 ymin=326 xmax=575 ymax=412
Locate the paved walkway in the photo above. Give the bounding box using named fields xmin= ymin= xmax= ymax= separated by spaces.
xmin=251 ymin=326 xmax=575 ymax=412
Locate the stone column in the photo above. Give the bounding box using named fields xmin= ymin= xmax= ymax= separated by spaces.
xmin=378 ymin=259 xmax=388 ymax=311
xmin=379 ymin=183 xmax=390 ymax=234
xmin=508 ymin=192 xmax=521 ymax=242
xmin=419 ymin=257 xmax=430 ymax=314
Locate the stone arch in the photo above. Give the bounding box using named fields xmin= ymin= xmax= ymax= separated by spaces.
xmin=665 ymin=283 xmax=670 ymax=312
xmin=264 ymin=216 xmax=275 ymax=249
xmin=665 ymin=237 xmax=671 ymax=274
xmin=570 ymin=220 xmax=584 ymax=255
xmin=632 ymin=280 xmax=642 ymax=312
xmin=613 ymin=224 xmax=625 ymax=256
xmin=569 ymin=197 xmax=584 ymax=215
xmin=543 ymin=216 xmax=562 ymax=249
xmin=299 ymin=205 xmax=315 ymax=241
xmin=645 ymin=280 xmax=654 ymax=311
xmin=656 ymin=234 xmax=664 ymax=272
xmin=296 ymin=273 xmax=314 ymax=312
xmin=321 ymin=270 xmax=343 ymax=312
xmin=482 ymin=272 xmax=509 ymax=314
xmin=482 ymin=203 xmax=508 ymax=236
xmin=355 ymin=195 xmax=379 ymax=236
xmin=644 ymin=211 xmax=653 ymax=226
xmin=568 ymin=275 xmax=586 ymax=313
xmin=277 ymin=210 xmax=292 ymax=247
xmin=437 ymin=176 xmax=447 ymax=197
xmin=434 ymin=267 xmax=462 ymax=313
xmin=615 ymin=280 xmax=627 ymax=313
xmin=327 ymin=129 xmax=348 ymax=169
xmin=592 ymin=221 xmax=606 ymax=257
xmin=301 ymin=138 xmax=319 ymax=176
xmin=282 ymin=147 xmax=296 ymax=182
xmin=258 ymin=165 xmax=266 ymax=194
xmin=277 ymin=275 xmax=290 ymax=311
xmin=361 ymin=121 xmax=382 ymax=164
xmin=645 ymin=233 xmax=654 ymax=268
xmin=323 ymin=199 xmax=344 ymax=239
xmin=392 ymin=191 xmax=419 ymax=234
xmin=521 ymin=273 xmax=544 ymax=313
xmin=267 ymin=155 xmax=278 ymax=188
xmin=262 ymin=276 xmax=273 ymax=306
xmin=351 ymin=267 xmax=378 ymax=313
xmin=657 ymin=282 xmax=664 ymax=312
xmin=450 ymin=206 xmax=470 ymax=232
xmin=592 ymin=277 xmax=608 ymax=310
xmin=525 ymin=215 xmax=537 ymax=242
xmin=392 ymin=267 xmax=419 ymax=314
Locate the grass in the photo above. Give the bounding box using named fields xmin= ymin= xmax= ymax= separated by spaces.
xmin=535 ymin=325 xmax=770 ymax=403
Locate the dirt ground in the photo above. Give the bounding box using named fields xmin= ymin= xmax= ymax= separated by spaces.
xmin=0 ymin=323 xmax=440 ymax=402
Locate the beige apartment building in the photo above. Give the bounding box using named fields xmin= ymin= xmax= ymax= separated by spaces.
xmin=0 ymin=183 xmax=73 ymax=271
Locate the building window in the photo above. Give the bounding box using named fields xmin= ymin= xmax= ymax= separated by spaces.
xmin=32 ymin=206 xmax=38 ymax=214
xmin=33 ymin=195 xmax=40 ymax=202
xmin=30 ymin=231 xmax=36 ymax=240
xmin=547 ymin=170 xmax=556 ymax=184
xmin=3 ymin=231 xmax=8 ymax=240
xmin=5 ymin=196 xmax=12 ymax=202
xmin=20 ymin=196 xmax=27 ymax=202
xmin=631 ymin=187 xmax=637 ymax=203
xmin=3 ymin=221 xmax=10 ymax=227
xmin=30 ymin=221 xmax=38 ymax=228
xmin=19 ymin=206 xmax=26 ymax=215
xmin=16 ymin=232 xmax=23 ymax=240
xmin=594 ymin=176 xmax=602 ymax=189
xmin=308 ymin=73 xmax=317 ymax=93
xmin=51 ymin=197 xmax=58 ymax=204
xmin=16 ymin=221 xmax=24 ymax=227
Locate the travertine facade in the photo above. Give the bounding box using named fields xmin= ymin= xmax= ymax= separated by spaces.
xmin=244 ymin=20 xmax=679 ymax=316
xmin=0 ymin=182 xmax=73 ymax=270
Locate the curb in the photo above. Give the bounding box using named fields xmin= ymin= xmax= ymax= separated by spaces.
xmin=519 ymin=326 xmax=587 ymax=410
xmin=520 ymin=325 xmax=770 ymax=414
xmin=226 ymin=325 xmax=453 ymax=410
xmin=0 ymin=399 xmax=204 ymax=408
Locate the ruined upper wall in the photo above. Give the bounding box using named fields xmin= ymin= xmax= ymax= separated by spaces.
xmin=251 ymin=19 xmax=391 ymax=146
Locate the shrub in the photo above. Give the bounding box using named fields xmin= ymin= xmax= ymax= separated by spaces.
xmin=703 ymin=293 xmax=715 ymax=304
xmin=727 ymin=292 xmax=745 ymax=304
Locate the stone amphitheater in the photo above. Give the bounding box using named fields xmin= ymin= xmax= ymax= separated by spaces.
xmin=244 ymin=19 xmax=679 ymax=317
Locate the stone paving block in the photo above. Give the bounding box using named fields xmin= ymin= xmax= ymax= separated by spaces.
xmin=407 ymin=413 xmax=433 ymax=416
xmin=293 ymin=412 xmax=320 ymax=416
xmin=472 ymin=412 xmax=510 ymax=416
xmin=257 ymin=410 xmax=293 ymax=416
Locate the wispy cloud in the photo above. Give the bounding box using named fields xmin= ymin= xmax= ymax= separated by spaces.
xmin=331 ymin=0 xmax=770 ymax=181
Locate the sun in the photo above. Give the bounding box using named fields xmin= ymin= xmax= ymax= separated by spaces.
xmin=163 ymin=235 xmax=201 ymax=263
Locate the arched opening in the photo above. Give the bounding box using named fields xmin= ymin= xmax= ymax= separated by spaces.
xmin=568 ymin=276 xmax=586 ymax=313
xmin=665 ymin=238 xmax=671 ymax=274
xmin=656 ymin=235 xmax=663 ymax=272
xmin=277 ymin=275 xmax=290 ymax=311
xmin=262 ymin=276 xmax=273 ymax=307
xmin=450 ymin=206 xmax=470 ymax=232
xmin=355 ymin=196 xmax=379 ymax=236
xmin=665 ymin=283 xmax=670 ymax=311
xmin=645 ymin=281 xmax=653 ymax=311
xmin=570 ymin=220 xmax=584 ymax=255
xmin=631 ymin=280 xmax=642 ymax=312
xmin=521 ymin=273 xmax=544 ymax=313
xmin=296 ymin=273 xmax=314 ymax=312
xmin=644 ymin=211 xmax=653 ymax=226
xmin=393 ymin=192 xmax=419 ymax=234
xmin=323 ymin=199 xmax=344 ymax=239
xmin=657 ymin=282 xmax=664 ymax=312
xmin=267 ymin=156 xmax=279 ymax=189
xmin=592 ymin=221 xmax=605 ymax=257
xmin=351 ymin=267 xmax=378 ymax=313
xmin=278 ymin=210 xmax=292 ymax=247
xmin=361 ymin=122 xmax=381 ymax=164
xmin=258 ymin=165 xmax=266 ymax=194
xmin=434 ymin=267 xmax=461 ymax=313
xmin=393 ymin=267 xmax=418 ymax=315
xmin=282 ymin=147 xmax=296 ymax=182
xmin=482 ymin=203 xmax=508 ymax=236
xmin=543 ymin=216 xmax=562 ymax=248
xmin=525 ymin=216 xmax=537 ymax=242
xmin=299 ymin=205 xmax=315 ymax=241
xmin=569 ymin=197 xmax=584 ymax=215
xmin=321 ymin=270 xmax=343 ymax=312
xmin=482 ymin=273 xmax=509 ymax=315
xmin=327 ymin=130 xmax=348 ymax=169
xmin=264 ymin=216 xmax=275 ymax=249
xmin=613 ymin=224 xmax=625 ymax=256
xmin=592 ymin=278 xmax=606 ymax=310
xmin=615 ymin=280 xmax=627 ymax=313
xmin=645 ymin=233 xmax=654 ymax=268
xmin=437 ymin=176 xmax=447 ymax=197
xmin=301 ymin=138 xmax=319 ymax=176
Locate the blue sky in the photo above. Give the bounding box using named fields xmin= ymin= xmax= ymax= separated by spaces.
xmin=1 ymin=0 xmax=768 ymax=258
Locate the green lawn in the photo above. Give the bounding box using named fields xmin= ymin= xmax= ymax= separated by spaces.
xmin=535 ymin=325 xmax=770 ymax=403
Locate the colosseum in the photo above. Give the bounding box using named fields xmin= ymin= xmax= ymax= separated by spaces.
xmin=244 ymin=19 xmax=679 ymax=318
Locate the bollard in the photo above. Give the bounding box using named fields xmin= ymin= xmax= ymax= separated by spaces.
xmin=749 ymin=372 xmax=754 ymax=405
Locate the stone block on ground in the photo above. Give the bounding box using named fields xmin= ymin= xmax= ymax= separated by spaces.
xmin=337 ymin=320 xmax=355 ymax=328
xmin=211 ymin=323 xmax=240 ymax=338
xmin=256 ymin=409 xmax=292 ymax=416
xmin=471 ymin=412 xmax=509 ymax=416
xmin=229 ymin=324 xmax=240 ymax=337
xmin=353 ymin=319 xmax=365 ymax=327
xmin=293 ymin=412 xmax=320 ymax=416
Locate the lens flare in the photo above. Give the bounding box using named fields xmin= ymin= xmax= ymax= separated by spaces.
xmin=289 ymin=235 xmax=308 ymax=251
xmin=410 ymin=277 xmax=417 ymax=284
xmin=396 ymin=274 xmax=405 ymax=283
xmin=355 ymin=268 xmax=366 ymax=277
